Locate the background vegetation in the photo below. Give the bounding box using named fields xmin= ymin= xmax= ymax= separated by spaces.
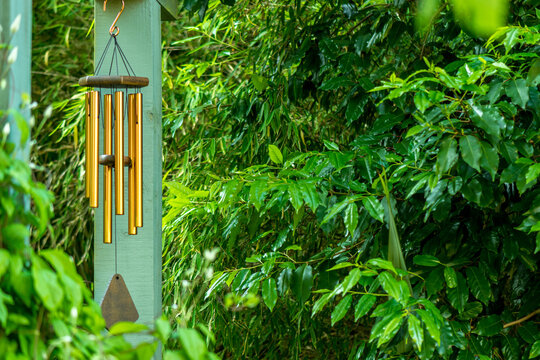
xmin=21 ymin=0 xmax=540 ymax=359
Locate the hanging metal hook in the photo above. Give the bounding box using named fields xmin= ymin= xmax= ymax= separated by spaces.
xmin=103 ymin=0 xmax=125 ymax=36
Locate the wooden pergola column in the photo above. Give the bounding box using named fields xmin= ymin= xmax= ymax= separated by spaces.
xmin=93 ymin=1 xmax=177 ymax=357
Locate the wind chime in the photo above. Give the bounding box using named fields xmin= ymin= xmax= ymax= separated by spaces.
xmin=80 ymin=0 xmax=147 ymax=244
xmin=79 ymin=0 xmax=144 ymax=328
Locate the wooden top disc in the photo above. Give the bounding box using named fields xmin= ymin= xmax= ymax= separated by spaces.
xmin=78 ymin=76 xmax=149 ymax=88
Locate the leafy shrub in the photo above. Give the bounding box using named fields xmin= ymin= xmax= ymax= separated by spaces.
xmin=161 ymin=1 xmax=540 ymax=358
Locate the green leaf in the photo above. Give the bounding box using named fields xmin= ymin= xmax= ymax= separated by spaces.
xmin=2 ymin=224 xmax=29 ymax=251
xmin=344 ymin=202 xmax=359 ymax=235
xmin=331 ymin=294 xmax=353 ymax=326
xmin=528 ymin=58 xmax=540 ymax=86
xmin=413 ymin=255 xmax=440 ymax=267
xmin=268 ymin=145 xmax=283 ymax=164
xmin=362 ymin=196 xmax=384 ymax=223
xmin=321 ymin=199 xmax=349 ymax=225
xmin=408 ymin=315 xmax=424 ymax=350
xmin=0 ymin=250 xmax=9 ymax=278
xmin=460 ymin=135 xmax=482 ymax=172
xmin=469 ymin=102 xmax=506 ymax=138
xmin=288 ymin=183 xmax=303 ymax=211
xmin=177 ymin=328 xmax=207 ymax=360
xmin=0 ymin=290 xmax=12 ymax=327
xmin=526 ymin=163 xmax=540 ymax=184
xmin=277 ymin=268 xmax=293 ymax=295
xmin=436 ymin=137 xmax=458 ymax=174
xmin=505 ymin=78 xmax=530 ymax=109
xmin=451 ymin=0 xmax=508 ymax=38
xmin=466 ymin=267 xmax=491 ymax=305
xmin=378 ymin=272 xmax=400 ymax=299
xmin=414 ymin=92 xmax=431 ymax=113
xmin=298 ymin=180 xmax=319 ymax=212
xmin=480 ymin=141 xmax=499 ymax=180
xmin=458 ymin=302 xmax=483 ymax=320
xmin=312 ymin=293 xmax=332 ymax=317
xmin=379 ymin=314 xmax=404 ymax=347
xmin=31 ymin=257 xmax=63 ymax=311
xmin=354 ymin=294 xmax=376 ymax=320
xmin=41 ymin=250 xmax=81 ymax=285
xmin=251 ymin=74 xmax=269 ymax=92
xmin=518 ymin=323 xmax=540 ymax=344
xmin=416 ymin=0 xmax=441 ymax=32
xmin=249 ymin=181 xmax=267 ymax=211
xmin=406 ymin=124 xmax=426 ymax=138
xmin=530 ymin=340 xmax=540 ymax=359
xmin=340 ymin=268 xmax=362 ymax=295
xmin=367 ymin=258 xmax=397 ymax=275
xmin=447 ymin=272 xmax=468 ymax=313
xmin=474 ymin=315 xmax=503 ymax=336
xmin=109 ymin=322 xmax=149 ymax=335
xmin=426 ymin=267 xmax=445 ymax=297
xmin=323 ymin=140 xmax=340 ymax=151
xmin=155 ymin=317 xmax=172 ymax=343
xmin=319 ymin=76 xmax=354 ymax=90
xmin=369 ymin=314 xmax=395 ymax=343
xmin=417 ymin=309 xmax=440 ymax=345
xmin=292 ymin=264 xmax=313 ymax=303
xmin=262 ymin=278 xmax=278 ymax=312
xmin=328 ymin=262 xmax=354 ymax=271
xmin=444 ymin=267 xmax=458 ymax=288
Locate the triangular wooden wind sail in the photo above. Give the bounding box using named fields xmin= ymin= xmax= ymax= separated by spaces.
xmin=100 ymin=274 xmax=139 ymax=329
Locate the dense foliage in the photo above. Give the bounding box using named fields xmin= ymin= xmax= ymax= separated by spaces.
xmin=160 ymin=0 xmax=540 ymax=358
xmin=26 ymin=0 xmax=540 ymax=359
xmin=31 ymin=0 xmax=95 ymax=280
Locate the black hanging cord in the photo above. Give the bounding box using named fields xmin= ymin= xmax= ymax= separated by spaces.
xmin=95 ymin=34 xmax=136 ymax=78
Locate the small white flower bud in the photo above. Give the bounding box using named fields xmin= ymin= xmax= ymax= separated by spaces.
xmin=203 ymin=248 xmax=219 ymax=262
xmin=10 ymin=14 xmax=21 ymax=34
xmin=70 ymin=307 xmax=78 ymax=319
xmin=181 ymin=280 xmax=190 ymax=288
xmin=3 ymin=122 xmax=11 ymax=137
xmin=7 ymin=47 xmax=18 ymax=65
xmin=44 ymin=105 xmax=53 ymax=119
xmin=205 ymin=267 xmax=214 ymax=279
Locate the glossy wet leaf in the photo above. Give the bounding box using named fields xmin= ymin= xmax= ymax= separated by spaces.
xmin=262 ymin=278 xmax=278 ymax=311
xmin=354 ymin=294 xmax=376 ymax=320
xmin=292 ymin=265 xmax=313 ymax=303
xmin=408 ymin=315 xmax=424 ymax=350
xmin=460 ymin=135 xmax=482 ymax=172
xmin=331 ymin=294 xmax=352 ymax=326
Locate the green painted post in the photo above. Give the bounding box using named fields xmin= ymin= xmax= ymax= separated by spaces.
xmin=0 ymin=0 xmax=32 ymax=161
xmin=93 ymin=1 xmax=177 ymax=357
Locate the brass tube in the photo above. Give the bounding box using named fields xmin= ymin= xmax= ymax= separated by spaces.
xmin=85 ymin=92 xmax=90 ymax=198
xmin=135 ymin=92 xmax=143 ymax=228
xmin=104 ymin=94 xmax=113 ymax=244
xmin=115 ymin=91 xmax=125 ymax=215
xmin=89 ymin=91 xmax=99 ymax=208
xmin=128 ymin=94 xmax=137 ymax=235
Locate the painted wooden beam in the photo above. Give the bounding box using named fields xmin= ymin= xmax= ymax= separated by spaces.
xmin=93 ymin=0 xmax=164 ymax=357
xmin=157 ymin=0 xmax=179 ymax=20
xmin=0 ymin=0 xmax=32 ymax=161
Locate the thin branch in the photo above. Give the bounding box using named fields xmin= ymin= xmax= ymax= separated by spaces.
xmin=503 ymin=309 xmax=540 ymax=329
